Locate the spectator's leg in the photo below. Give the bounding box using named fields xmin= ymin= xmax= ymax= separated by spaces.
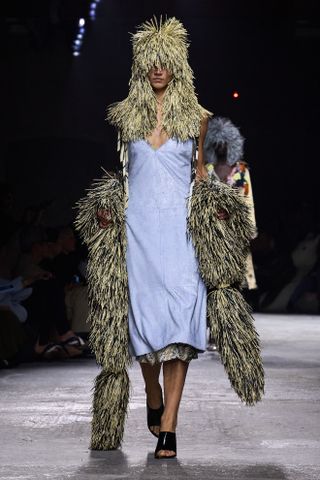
xmin=287 ymin=275 xmax=316 ymax=312
xmin=24 ymin=280 xmax=52 ymax=347
xmin=0 ymin=309 xmax=28 ymax=367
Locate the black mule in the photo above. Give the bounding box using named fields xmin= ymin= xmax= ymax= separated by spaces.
xmin=147 ymin=400 xmax=164 ymax=438
xmin=154 ymin=431 xmax=177 ymax=459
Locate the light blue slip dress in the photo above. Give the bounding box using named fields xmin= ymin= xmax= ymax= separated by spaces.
xmin=125 ymin=138 xmax=207 ymax=363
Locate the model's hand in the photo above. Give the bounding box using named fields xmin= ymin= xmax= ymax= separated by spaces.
xmin=195 ymin=164 xmax=208 ymax=183
xmin=97 ymin=208 xmax=112 ymax=229
xmin=216 ymin=209 xmax=229 ymax=221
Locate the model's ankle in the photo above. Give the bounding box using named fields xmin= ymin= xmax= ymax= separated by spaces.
xmin=145 ymin=382 xmax=161 ymax=395
xmin=160 ymin=413 xmax=177 ymax=432
xmin=145 ymin=383 xmax=162 ymax=409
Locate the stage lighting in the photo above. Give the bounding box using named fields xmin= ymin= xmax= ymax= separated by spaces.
xmin=233 ymin=91 xmax=239 ymax=99
xmin=73 ymin=2 xmax=101 ymax=57
xmin=90 ymin=2 xmax=97 ymax=19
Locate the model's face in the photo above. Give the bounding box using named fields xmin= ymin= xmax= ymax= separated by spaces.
xmin=148 ymin=67 xmax=172 ymax=90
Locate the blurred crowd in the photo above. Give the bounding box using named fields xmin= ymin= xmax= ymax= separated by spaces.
xmin=249 ymin=202 xmax=320 ymax=314
xmin=0 ymin=179 xmax=319 ymax=369
xmin=0 ymin=182 xmax=90 ymax=368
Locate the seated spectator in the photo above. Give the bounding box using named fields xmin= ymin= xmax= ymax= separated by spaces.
xmin=43 ymin=225 xmax=81 ymax=286
xmin=15 ymin=226 xmax=85 ymax=360
xmin=0 ymin=232 xmax=33 ymax=367
xmin=44 ymin=226 xmax=90 ymax=337
xmin=260 ymin=199 xmax=320 ymax=313
xmin=0 ymin=276 xmax=33 ymax=323
xmin=287 ymin=238 xmax=320 ymax=314
xmin=65 ymin=258 xmax=89 ymax=338
xmin=0 ymin=309 xmax=27 ymax=368
xmin=0 ymin=274 xmax=44 ymax=367
xmin=252 ymin=230 xmax=296 ymax=310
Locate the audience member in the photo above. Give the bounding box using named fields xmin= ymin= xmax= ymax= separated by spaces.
xmin=287 ymin=237 xmax=320 ymax=313
xmin=15 ymin=226 xmax=85 ymax=359
xmin=0 ymin=231 xmax=38 ymax=366
xmin=42 ymin=226 xmax=90 ymax=339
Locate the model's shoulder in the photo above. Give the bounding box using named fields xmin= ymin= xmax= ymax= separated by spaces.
xmin=199 ymin=109 xmax=213 ymax=139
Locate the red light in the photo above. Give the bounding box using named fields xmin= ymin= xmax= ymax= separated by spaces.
xmin=233 ymin=91 xmax=239 ymax=99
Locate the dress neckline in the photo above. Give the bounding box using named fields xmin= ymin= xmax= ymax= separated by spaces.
xmin=143 ymin=138 xmax=172 ymax=152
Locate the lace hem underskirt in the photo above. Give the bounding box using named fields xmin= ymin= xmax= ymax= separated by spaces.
xmin=136 ymin=343 xmax=198 ymax=365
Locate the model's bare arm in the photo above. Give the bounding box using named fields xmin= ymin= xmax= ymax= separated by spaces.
xmin=196 ymin=115 xmax=229 ymax=220
xmin=196 ymin=116 xmax=209 ymax=181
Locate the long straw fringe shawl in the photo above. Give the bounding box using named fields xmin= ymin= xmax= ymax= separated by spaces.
xmin=187 ymin=179 xmax=255 ymax=286
xmin=207 ymin=289 xmax=264 ymax=405
xmin=75 ymin=174 xmax=265 ymax=450
xmin=74 ymin=173 xmax=130 ymax=450
xmin=188 ymin=178 xmax=264 ymax=405
xmin=91 ymin=370 xmax=130 ymax=450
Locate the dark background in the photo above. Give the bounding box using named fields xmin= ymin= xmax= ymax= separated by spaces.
xmin=1 ymin=0 xmax=319 ymax=228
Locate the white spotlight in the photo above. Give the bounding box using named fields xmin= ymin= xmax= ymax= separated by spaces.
xmin=79 ymin=18 xmax=85 ymax=27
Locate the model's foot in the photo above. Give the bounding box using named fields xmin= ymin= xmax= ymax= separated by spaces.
xmin=156 ymin=446 xmax=176 ymax=458
xmin=146 ymin=383 xmax=163 ymax=436
xmin=155 ymin=431 xmax=177 ymax=459
xmin=156 ymin=414 xmax=176 ymax=457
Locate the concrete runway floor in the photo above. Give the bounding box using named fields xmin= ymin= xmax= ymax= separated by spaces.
xmin=0 ymin=314 xmax=320 ymax=480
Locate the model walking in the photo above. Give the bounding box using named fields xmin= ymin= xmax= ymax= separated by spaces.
xmin=76 ymin=17 xmax=264 ymax=459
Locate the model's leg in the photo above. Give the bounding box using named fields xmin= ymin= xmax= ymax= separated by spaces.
xmin=140 ymin=363 xmax=162 ymax=435
xmin=158 ymin=359 xmax=189 ymax=457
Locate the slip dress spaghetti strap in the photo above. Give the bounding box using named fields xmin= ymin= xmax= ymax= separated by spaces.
xmin=125 ymin=138 xmax=207 ymax=364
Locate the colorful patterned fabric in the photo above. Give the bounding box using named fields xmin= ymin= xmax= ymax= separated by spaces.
xmin=137 ymin=343 xmax=198 ymax=365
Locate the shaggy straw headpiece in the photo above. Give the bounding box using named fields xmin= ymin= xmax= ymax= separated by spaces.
xmin=108 ymin=16 xmax=210 ymax=142
xmin=204 ymin=117 xmax=244 ymax=166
